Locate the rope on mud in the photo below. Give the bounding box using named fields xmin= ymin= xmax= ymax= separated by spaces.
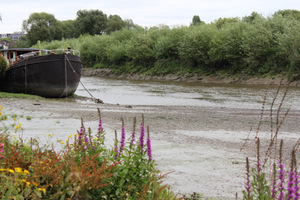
xmin=66 ymin=55 xmax=103 ymax=103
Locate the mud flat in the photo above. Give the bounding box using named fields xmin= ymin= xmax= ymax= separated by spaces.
xmin=1 ymin=97 xmax=299 ymax=199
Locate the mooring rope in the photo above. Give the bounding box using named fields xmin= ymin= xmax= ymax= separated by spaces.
xmin=65 ymin=55 xmax=103 ymax=103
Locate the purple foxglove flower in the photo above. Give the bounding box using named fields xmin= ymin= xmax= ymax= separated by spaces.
xmin=97 ymin=118 xmax=103 ymax=137
xmin=278 ymin=160 xmax=285 ymax=200
xmin=78 ymin=126 xmax=85 ymax=142
xmin=146 ymin=137 xmax=152 ymax=161
xmin=130 ymin=131 xmax=135 ymax=146
xmin=119 ymin=125 xmax=126 ymax=152
xmin=139 ymin=124 xmax=145 ymax=152
xmin=257 ymin=161 xmax=262 ymax=171
xmin=287 ymin=171 xmax=295 ymax=200
xmin=294 ymin=174 xmax=300 ymax=200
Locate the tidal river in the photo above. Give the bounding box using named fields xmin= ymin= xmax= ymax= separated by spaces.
xmin=76 ymin=76 xmax=300 ymax=110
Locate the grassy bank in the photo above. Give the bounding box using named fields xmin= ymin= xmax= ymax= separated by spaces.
xmin=0 ymin=92 xmax=44 ymax=99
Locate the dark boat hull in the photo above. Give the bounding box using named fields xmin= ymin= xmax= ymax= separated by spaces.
xmin=0 ymin=54 xmax=82 ymax=98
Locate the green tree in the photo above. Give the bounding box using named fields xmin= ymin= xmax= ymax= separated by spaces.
xmin=243 ymin=12 xmax=263 ymax=23
xmin=178 ymin=25 xmax=217 ymax=70
xmin=242 ymin=19 xmax=277 ymax=74
xmin=214 ymin=17 xmax=239 ymax=29
xmin=127 ymin=32 xmax=155 ymax=66
xmin=22 ymin=12 xmax=60 ymax=46
xmin=274 ymin=9 xmax=300 ymax=20
xmin=191 ymin=15 xmax=202 ymax=26
xmin=105 ymin=15 xmax=125 ymax=34
xmin=0 ymin=38 xmax=12 ymax=42
xmin=75 ymin=9 xmax=107 ymax=36
xmin=60 ymin=20 xmax=77 ymax=39
xmin=209 ymin=21 xmax=246 ymax=72
xmin=13 ymin=36 xmax=30 ymax=48
xmin=123 ymin=19 xmax=140 ymax=30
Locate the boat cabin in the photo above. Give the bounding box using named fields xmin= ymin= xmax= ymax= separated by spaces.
xmin=0 ymin=48 xmax=40 ymax=66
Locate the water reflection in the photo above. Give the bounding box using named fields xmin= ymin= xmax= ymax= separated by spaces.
xmin=76 ymin=77 xmax=300 ymax=110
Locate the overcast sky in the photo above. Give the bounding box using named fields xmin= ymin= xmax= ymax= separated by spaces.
xmin=0 ymin=0 xmax=299 ymax=33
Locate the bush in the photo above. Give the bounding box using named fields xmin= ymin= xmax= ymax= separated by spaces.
xmin=0 ymin=55 xmax=7 ymax=77
xmin=36 ymin=10 xmax=300 ymax=78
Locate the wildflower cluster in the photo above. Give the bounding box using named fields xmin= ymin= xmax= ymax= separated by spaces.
xmin=242 ymin=139 xmax=299 ymax=200
xmin=0 ymin=167 xmax=46 ymax=198
xmin=0 ymin=105 xmax=175 ymax=199
xmin=113 ymin=117 xmax=153 ymax=162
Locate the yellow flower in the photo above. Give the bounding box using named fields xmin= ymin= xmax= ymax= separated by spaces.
xmin=25 ymin=181 xmax=30 ymax=187
xmin=7 ymin=169 xmax=14 ymax=173
xmin=15 ymin=123 xmax=22 ymax=130
xmin=93 ymin=137 xmax=99 ymax=140
xmin=0 ymin=112 xmax=2 ymax=117
xmin=68 ymin=134 xmax=72 ymax=138
xmin=37 ymin=188 xmax=46 ymax=194
xmin=18 ymin=179 xmax=27 ymax=183
xmin=60 ymin=141 xmax=65 ymax=145
xmin=0 ymin=105 xmax=3 ymax=111
xmin=14 ymin=167 xmax=23 ymax=173
xmin=23 ymin=170 xmax=30 ymax=174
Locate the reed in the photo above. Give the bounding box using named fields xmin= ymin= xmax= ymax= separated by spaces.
xmin=241 ymin=78 xmax=300 ymax=199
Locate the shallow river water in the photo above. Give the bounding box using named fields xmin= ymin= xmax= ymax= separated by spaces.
xmin=76 ymin=76 xmax=300 ymax=110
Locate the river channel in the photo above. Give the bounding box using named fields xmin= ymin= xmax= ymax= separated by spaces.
xmin=76 ymin=76 xmax=300 ymax=110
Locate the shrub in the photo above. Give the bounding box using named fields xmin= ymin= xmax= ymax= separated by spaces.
xmin=0 ymin=55 xmax=7 ymax=77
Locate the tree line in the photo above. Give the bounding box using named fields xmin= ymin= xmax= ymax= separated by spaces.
xmin=18 ymin=10 xmax=139 ymax=47
xmin=34 ymin=10 xmax=300 ymax=77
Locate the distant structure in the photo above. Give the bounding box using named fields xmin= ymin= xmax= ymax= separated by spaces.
xmin=0 ymin=32 xmax=25 ymax=49
xmin=0 ymin=40 xmax=12 ymax=49
xmin=0 ymin=32 xmax=26 ymax=40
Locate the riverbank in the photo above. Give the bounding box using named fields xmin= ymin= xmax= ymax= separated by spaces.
xmin=1 ymin=94 xmax=299 ymax=199
xmin=82 ymin=67 xmax=300 ymax=87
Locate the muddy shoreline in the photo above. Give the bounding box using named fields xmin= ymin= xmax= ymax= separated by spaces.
xmin=82 ymin=67 xmax=300 ymax=87
xmin=1 ymin=93 xmax=299 ymax=199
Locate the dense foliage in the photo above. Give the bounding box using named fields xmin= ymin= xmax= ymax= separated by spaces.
xmin=22 ymin=10 xmax=139 ymax=46
xmin=0 ymin=55 xmax=7 ymax=77
xmin=34 ymin=10 xmax=300 ymax=78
